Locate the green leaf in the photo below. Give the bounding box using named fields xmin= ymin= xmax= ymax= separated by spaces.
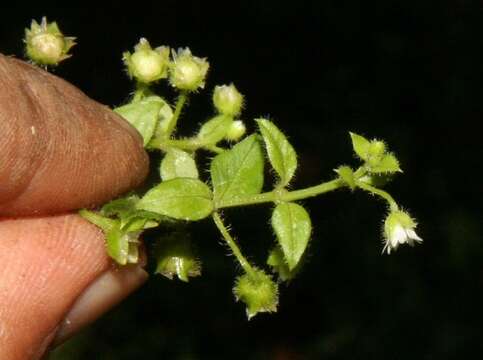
xmin=101 ymin=195 xmax=140 ymax=218
xmin=197 ymin=115 xmax=232 ymax=145
xmin=114 ymin=96 xmax=165 ymax=145
xmin=137 ymin=178 xmax=213 ymax=221
xmin=160 ymin=148 xmax=199 ymax=181
xmin=210 ymin=134 xmax=264 ymax=203
xmin=334 ymin=165 xmax=356 ymax=190
xmin=369 ymin=153 xmax=402 ymax=173
xmin=100 ymin=195 xmax=163 ymax=231
xmin=271 ymin=202 xmax=312 ymax=270
xmin=256 ymin=118 xmax=297 ymax=187
xmin=349 ymin=132 xmax=371 ymax=161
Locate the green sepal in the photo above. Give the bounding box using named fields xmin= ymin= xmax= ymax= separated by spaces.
xmin=256 ymin=118 xmax=297 ymax=187
xmin=105 ymin=221 xmax=141 ymax=265
xmin=334 ymin=165 xmax=356 ymax=190
xmin=349 ymin=132 xmax=371 ymax=161
xmin=271 ymin=202 xmax=312 ymax=270
xmin=114 ymin=96 xmax=165 ymax=146
xmin=154 ymin=231 xmax=201 ymax=282
xmin=196 ymin=115 xmax=233 ymax=145
xmin=368 ymin=153 xmax=402 ymax=174
xmin=160 ymin=148 xmax=199 ymax=181
xmin=210 ymin=134 xmax=264 ymax=204
xmin=233 ymin=269 xmax=279 ymax=319
xmin=137 ymin=178 xmax=214 ymax=221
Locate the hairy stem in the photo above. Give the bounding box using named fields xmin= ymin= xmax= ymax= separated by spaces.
xmin=212 ymin=212 xmax=254 ymax=275
xmin=356 ymin=181 xmax=398 ymax=211
xmin=216 ymin=179 xmax=343 ymax=209
xmin=165 ymin=91 xmax=188 ymax=137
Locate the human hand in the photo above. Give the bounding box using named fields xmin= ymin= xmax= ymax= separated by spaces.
xmin=0 ymin=54 xmax=149 ymax=359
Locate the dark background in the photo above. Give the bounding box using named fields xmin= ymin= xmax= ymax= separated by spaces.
xmin=3 ymin=1 xmax=483 ymax=359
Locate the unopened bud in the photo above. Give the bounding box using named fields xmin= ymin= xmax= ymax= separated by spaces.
xmin=123 ymin=38 xmax=169 ymax=83
xmin=24 ymin=17 xmax=75 ymax=66
xmin=225 ymin=120 xmax=246 ymax=141
xmin=169 ymin=48 xmax=209 ymax=91
xmin=213 ymin=83 xmax=244 ymax=116
xmin=233 ymin=269 xmax=278 ymax=319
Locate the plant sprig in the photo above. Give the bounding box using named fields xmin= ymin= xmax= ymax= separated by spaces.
xmin=23 ymin=21 xmax=423 ymax=319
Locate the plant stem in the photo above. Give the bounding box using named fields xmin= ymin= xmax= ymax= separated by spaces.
xmin=216 ymin=179 xmax=343 ymax=209
xmin=165 ymin=91 xmax=188 ymax=137
xmin=212 ymin=212 xmax=255 ymax=275
xmin=356 ymin=181 xmax=398 ymax=211
xmin=149 ymin=138 xmax=224 ymax=153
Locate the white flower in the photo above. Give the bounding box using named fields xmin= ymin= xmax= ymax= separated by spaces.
xmin=383 ymin=210 xmax=422 ymax=254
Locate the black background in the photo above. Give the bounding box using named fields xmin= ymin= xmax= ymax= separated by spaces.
xmin=3 ymin=1 xmax=483 ymax=359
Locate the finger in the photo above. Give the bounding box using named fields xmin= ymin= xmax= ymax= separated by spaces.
xmin=0 ymin=214 xmax=148 ymax=360
xmin=0 ymin=54 xmax=149 ymax=216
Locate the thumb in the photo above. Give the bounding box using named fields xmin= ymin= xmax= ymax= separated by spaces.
xmin=0 ymin=55 xmax=150 ymax=359
xmin=0 ymin=214 xmax=148 ymax=360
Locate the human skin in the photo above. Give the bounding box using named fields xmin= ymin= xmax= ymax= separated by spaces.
xmin=0 ymin=54 xmax=149 ymax=359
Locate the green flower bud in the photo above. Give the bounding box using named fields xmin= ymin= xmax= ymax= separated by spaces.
xmin=383 ymin=210 xmax=422 ymax=254
xmin=155 ymin=231 xmax=201 ymax=282
xmin=123 ymin=38 xmax=170 ymax=84
xmin=233 ymin=269 xmax=278 ymax=319
xmin=169 ymin=48 xmax=209 ymax=91
xmin=225 ymin=120 xmax=246 ymax=141
xmin=213 ymin=83 xmax=244 ymax=116
xmin=367 ymin=140 xmax=386 ymax=167
xmin=267 ymin=247 xmax=300 ymax=282
xmin=24 ymin=17 xmax=76 ymax=66
xmin=369 ymin=140 xmax=386 ymax=158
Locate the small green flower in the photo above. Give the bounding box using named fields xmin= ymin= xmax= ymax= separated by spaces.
xmin=155 ymin=232 xmax=201 ymax=282
xmin=233 ymin=269 xmax=278 ymax=319
xmin=169 ymin=48 xmax=209 ymax=91
xmin=24 ymin=17 xmax=76 ymax=66
xmin=123 ymin=38 xmax=170 ymax=84
xmin=383 ymin=210 xmax=422 ymax=254
xmin=213 ymin=83 xmax=244 ymax=116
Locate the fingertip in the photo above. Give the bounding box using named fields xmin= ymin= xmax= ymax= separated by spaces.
xmin=0 ymin=54 xmax=149 ymax=216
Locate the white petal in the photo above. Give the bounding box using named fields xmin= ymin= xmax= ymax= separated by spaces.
xmin=392 ymin=225 xmax=408 ymax=245
xmin=406 ymin=229 xmax=423 ymax=242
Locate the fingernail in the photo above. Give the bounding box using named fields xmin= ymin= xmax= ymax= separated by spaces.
xmin=51 ymin=264 xmax=148 ymax=346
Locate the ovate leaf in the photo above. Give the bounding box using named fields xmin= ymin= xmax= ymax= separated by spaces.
xmin=349 ymin=132 xmax=371 ymax=161
xmin=271 ymin=202 xmax=312 ymax=270
xmin=137 ymin=178 xmax=213 ymax=221
xmin=210 ymin=134 xmax=264 ymax=203
xmin=160 ymin=148 xmax=199 ymax=181
xmin=256 ymin=119 xmax=297 ymax=187
xmin=114 ymin=96 xmax=165 ymax=145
